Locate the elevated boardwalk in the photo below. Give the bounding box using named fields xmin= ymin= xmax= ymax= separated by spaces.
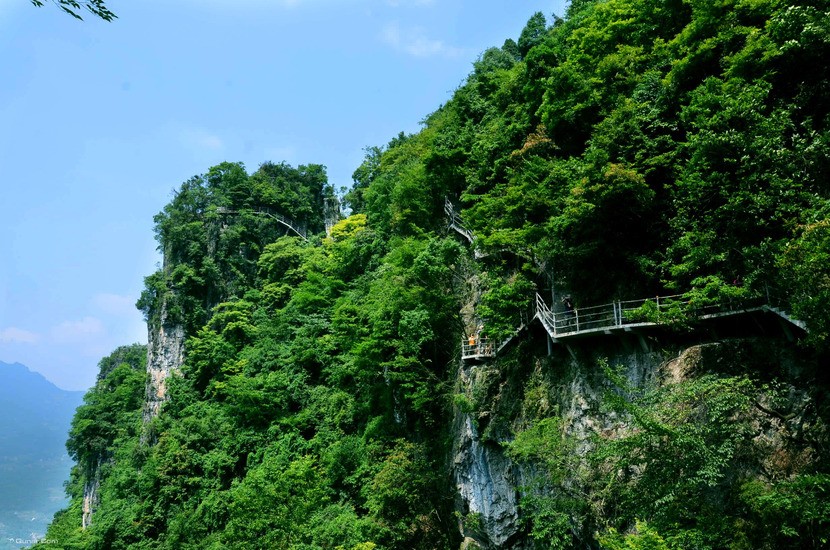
xmin=463 ymin=309 xmax=533 ymax=360
xmin=533 ymin=293 xmax=806 ymax=340
xmin=462 ymin=293 xmax=806 ymax=361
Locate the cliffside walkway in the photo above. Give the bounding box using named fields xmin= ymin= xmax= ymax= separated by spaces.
xmin=462 ymin=292 xmax=806 ymax=361
xmin=534 ymin=293 xmax=806 ymax=340
xmin=445 ymin=197 xmax=807 ymax=362
xmin=462 ymin=309 xmax=533 ymax=361
xmin=216 ymin=206 xmax=308 ymax=241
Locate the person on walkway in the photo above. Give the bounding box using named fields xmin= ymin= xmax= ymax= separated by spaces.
xmin=562 ymin=295 xmax=575 ymax=328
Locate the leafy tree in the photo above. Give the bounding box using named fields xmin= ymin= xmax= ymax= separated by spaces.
xmin=508 ymin=417 xmax=588 ymax=548
xmin=518 ymin=12 xmax=547 ymax=58
xmin=66 ymin=345 xmax=146 ymax=475
xmin=347 ymin=147 xmax=383 ymax=214
xmin=780 ymin=217 xmax=830 ymax=350
xmin=591 ymin=366 xmax=823 ymax=549
xmin=597 ymin=520 xmax=676 ymax=550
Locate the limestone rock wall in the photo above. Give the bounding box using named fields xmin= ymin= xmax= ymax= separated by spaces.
xmin=143 ymin=311 xmax=185 ymax=424
xmin=450 ymin=334 xmax=811 ymax=548
xmin=454 ymin=411 xmax=522 ymax=548
xmin=81 ymin=461 xmax=101 ymax=529
xmin=451 ymin=343 xmax=661 ymax=548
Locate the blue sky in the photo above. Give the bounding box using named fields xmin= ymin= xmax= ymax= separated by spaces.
xmin=0 ymin=0 xmax=565 ymax=390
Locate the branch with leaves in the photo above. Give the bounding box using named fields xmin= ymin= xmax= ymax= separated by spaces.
xmin=30 ymin=0 xmax=116 ymax=21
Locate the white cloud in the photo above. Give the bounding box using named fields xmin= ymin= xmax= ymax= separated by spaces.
xmin=51 ymin=317 xmax=105 ymax=344
xmin=0 ymin=327 xmax=39 ymax=344
xmin=92 ymin=293 xmax=137 ymax=317
xmin=380 ymin=21 xmax=464 ymax=58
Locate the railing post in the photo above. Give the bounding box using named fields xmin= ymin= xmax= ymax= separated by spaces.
xmin=575 ymin=308 xmax=579 ymax=332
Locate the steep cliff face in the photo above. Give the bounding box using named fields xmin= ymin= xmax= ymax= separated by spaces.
xmin=81 ymin=460 xmax=101 ymax=529
xmin=451 ymin=330 xmax=819 ymax=549
xmin=452 ymin=340 xmax=659 ymax=548
xmin=454 ymin=410 xmax=521 ymax=548
xmin=143 ymin=305 xmax=185 ymax=424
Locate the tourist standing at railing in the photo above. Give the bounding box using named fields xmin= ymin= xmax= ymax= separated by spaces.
xmin=562 ymin=295 xmax=575 ymax=328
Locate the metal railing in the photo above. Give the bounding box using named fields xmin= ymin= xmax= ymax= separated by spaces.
xmin=461 ymin=306 xmax=534 ymax=360
xmin=462 ymin=337 xmax=495 ymax=359
xmin=464 ymin=291 xmax=805 ymax=361
xmin=216 ymin=206 xmax=308 ymax=240
xmin=444 ymin=198 xmax=474 ymax=244
xmin=533 ymin=292 xmax=791 ymax=339
xmin=536 ymin=293 xmax=685 ymax=337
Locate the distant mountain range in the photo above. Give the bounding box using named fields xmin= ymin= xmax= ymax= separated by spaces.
xmin=0 ymin=362 xmax=83 ymax=548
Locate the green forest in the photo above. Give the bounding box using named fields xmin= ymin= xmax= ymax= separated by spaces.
xmin=38 ymin=0 xmax=830 ymax=548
